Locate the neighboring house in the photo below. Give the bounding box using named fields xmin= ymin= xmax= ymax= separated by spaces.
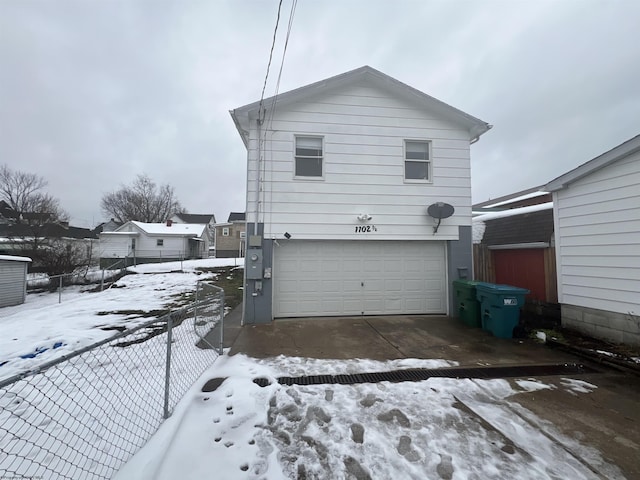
xmin=171 ymin=213 xmax=216 ymax=247
xmin=98 ymin=220 xmax=210 ymax=268
xmin=0 ymin=255 xmax=31 ymax=307
xmin=214 ymin=212 xmax=246 ymax=258
xmin=472 ymin=188 xmax=557 ymax=304
xmin=544 ymin=134 xmax=640 ymax=346
xmin=230 ymin=65 xmax=491 ymax=323
xmin=0 ymin=201 xmax=53 ymax=225
xmin=0 ymin=223 xmax=98 ymax=270
xmin=94 ymin=218 xmax=123 ymax=233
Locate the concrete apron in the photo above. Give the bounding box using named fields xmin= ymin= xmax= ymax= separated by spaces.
xmin=228 ymin=314 xmax=640 ymax=478
xmin=229 ymin=315 xmax=579 ymax=365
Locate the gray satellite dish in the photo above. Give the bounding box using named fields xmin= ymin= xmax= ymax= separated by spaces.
xmin=427 ymin=202 xmax=455 ymax=234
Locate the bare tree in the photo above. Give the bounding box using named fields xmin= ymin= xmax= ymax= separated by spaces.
xmin=101 ymin=174 xmax=185 ymax=223
xmin=0 ymin=165 xmax=67 ymax=223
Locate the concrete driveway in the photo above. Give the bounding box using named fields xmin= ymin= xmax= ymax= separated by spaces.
xmin=226 ymin=313 xmax=640 ymax=478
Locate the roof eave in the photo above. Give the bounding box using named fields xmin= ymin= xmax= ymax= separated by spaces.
xmin=230 ymin=65 xmax=491 ymax=143
xmin=545 ymin=133 xmax=640 ymax=192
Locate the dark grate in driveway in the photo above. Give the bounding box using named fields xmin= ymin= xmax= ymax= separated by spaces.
xmin=253 ymin=363 xmax=597 ymax=387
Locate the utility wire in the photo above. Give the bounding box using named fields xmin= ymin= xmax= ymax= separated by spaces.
xmin=258 ymin=0 xmax=284 ymax=123
xmin=267 ymin=0 xmax=297 ymax=131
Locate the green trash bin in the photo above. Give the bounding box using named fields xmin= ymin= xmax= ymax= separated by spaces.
xmin=475 ymin=282 xmax=529 ymax=338
xmin=452 ymin=280 xmax=481 ymax=328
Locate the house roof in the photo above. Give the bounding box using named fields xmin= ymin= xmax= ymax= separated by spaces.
xmin=472 ymin=185 xmax=549 ymax=211
xmin=0 ymin=223 xmax=98 ymax=240
xmin=127 ymin=221 xmax=206 ymax=236
xmin=227 ymin=212 xmax=245 ymax=222
xmin=472 ymin=202 xmax=553 ymax=244
xmin=174 ymin=213 xmax=216 ymax=224
xmin=545 ymin=133 xmax=640 ymax=192
xmin=230 ymin=65 xmax=492 ymax=148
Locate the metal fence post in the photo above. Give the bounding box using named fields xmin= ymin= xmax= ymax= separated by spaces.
xmin=58 ymin=275 xmax=62 ymax=304
xmin=194 ymin=281 xmax=199 ymax=326
xmin=219 ymin=291 xmax=225 ymax=355
xmin=163 ymin=314 xmax=173 ymax=419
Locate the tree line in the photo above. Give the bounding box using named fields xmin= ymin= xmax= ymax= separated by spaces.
xmin=1 ymin=166 xmax=184 ymax=225
xmin=1 ymin=165 xmax=185 ymax=275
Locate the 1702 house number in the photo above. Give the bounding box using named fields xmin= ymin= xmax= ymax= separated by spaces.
xmin=355 ymin=225 xmax=378 ymax=233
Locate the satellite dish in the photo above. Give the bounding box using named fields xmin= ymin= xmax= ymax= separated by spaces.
xmin=427 ymin=202 xmax=455 ymax=234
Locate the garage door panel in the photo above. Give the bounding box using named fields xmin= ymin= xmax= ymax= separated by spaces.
xmin=384 ymin=279 xmax=403 ymax=293
xmin=274 ymin=240 xmax=446 ymax=317
xmin=321 ymin=279 xmax=341 ymax=293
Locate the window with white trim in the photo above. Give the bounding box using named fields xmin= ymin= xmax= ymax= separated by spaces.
xmin=222 ymin=227 xmax=229 ymax=236
xmin=404 ymin=140 xmax=431 ymax=181
xmin=295 ymin=136 xmax=323 ymax=177
xmin=240 ymin=231 xmax=246 ymax=239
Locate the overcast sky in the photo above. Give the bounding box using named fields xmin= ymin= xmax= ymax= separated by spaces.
xmin=1 ymin=0 xmax=639 ymax=228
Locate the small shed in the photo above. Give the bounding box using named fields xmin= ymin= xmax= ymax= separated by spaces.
xmin=0 ymin=255 xmax=32 ymax=307
xmin=473 ymin=202 xmax=557 ymax=303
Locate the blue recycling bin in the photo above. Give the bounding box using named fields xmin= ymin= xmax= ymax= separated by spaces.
xmin=475 ymin=282 xmax=529 ymax=339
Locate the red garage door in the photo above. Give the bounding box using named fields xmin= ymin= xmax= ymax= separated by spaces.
xmin=493 ymin=249 xmax=546 ymax=301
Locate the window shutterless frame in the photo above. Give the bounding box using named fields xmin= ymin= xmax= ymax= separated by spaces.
xmin=294 ymin=135 xmax=324 ymax=179
xmin=404 ymin=140 xmax=432 ymax=182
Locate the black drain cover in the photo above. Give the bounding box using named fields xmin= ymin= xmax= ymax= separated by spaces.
xmin=272 ymin=363 xmax=596 ymax=387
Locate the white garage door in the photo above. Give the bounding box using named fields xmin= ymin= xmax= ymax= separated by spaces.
xmin=273 ymin=240 xmax=447 ymax=318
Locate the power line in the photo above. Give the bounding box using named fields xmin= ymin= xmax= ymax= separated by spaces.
xmin=258 ymin=0 xmax=284 ymax=123
xmin=267 ymin=0 xmax=297 ymax=131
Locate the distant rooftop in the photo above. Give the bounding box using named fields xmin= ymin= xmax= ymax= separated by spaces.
xmin=227 ymin=212 xmax=245 ymax=222
xmin=174 ymin=213 xmax=216 ymax=224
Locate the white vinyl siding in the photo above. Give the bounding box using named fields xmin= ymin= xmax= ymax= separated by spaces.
xmin=273 ymin=240 xmax=447 ymax=317
xmin=246 ymin=82 xmax=472 ymax=241
xmin=554 ymin=150 xmax=640 ymax=315
xmin=0 ymin=258 xmax=30 ymax=307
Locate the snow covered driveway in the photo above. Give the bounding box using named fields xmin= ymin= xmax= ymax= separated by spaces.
xmin=117 ymin=355 xmax=622 ymax=480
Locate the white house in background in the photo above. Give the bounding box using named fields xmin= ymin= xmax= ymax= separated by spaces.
xmin=98 ymin=220 xmax=210 ymax=268
xmin=0 ymin=255 xmax=31 ymax=307
xmin=230 ymin=66 xmax=491 ymax=323
xmin=545 ymin=134 xmax=640 ymax=346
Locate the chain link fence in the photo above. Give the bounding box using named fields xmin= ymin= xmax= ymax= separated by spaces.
xmin=27 ymin=259 xmax=130 ymax=304
xmin=0 ymin=280 xmax=224 ymax=479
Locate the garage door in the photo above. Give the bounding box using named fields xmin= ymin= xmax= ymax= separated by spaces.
xmin=273 ymin=240 xmax=447 ymax=318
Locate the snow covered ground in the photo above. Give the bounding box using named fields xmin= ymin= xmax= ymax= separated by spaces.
xmin=0 ymin=258 xmax=243 ymax=381
xmin=1 ymin=257 xmax=625 ymax=479
xmin=116 ymin=355 xmax=622 ymax=480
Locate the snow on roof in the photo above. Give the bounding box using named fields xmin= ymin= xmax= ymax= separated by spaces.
xmin=98 ymin=231 xmax=139 ymax=236
xmin=0 ymin=254 xmax=32 ymax=262
xmin=473 ymin=202 xmax=553 ymax=222
xmin=472 ymin=202 xmax=553 ymax=244
xmin=480 ymin=191 xmax=549 ymax=209
xmin=131 ymin=221 xmax=206 ymax=236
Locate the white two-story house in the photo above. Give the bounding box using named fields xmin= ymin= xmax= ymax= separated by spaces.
xmin=230 ymin=66 xmax=491 ymax=324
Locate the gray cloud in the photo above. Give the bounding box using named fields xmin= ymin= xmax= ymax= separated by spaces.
xmin=1 ymin=0 xmax=639 ymax=227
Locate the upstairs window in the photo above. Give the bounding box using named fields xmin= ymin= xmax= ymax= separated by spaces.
xmin=222 ymin=227 xmax=229 ymax=236
xmin=156 ymin=239 xmax=164 ymax=246
xmin=404 ymin=140 xmax=431 ymax=181
xmin=295 ymin=136 xmax=323 ymax=177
